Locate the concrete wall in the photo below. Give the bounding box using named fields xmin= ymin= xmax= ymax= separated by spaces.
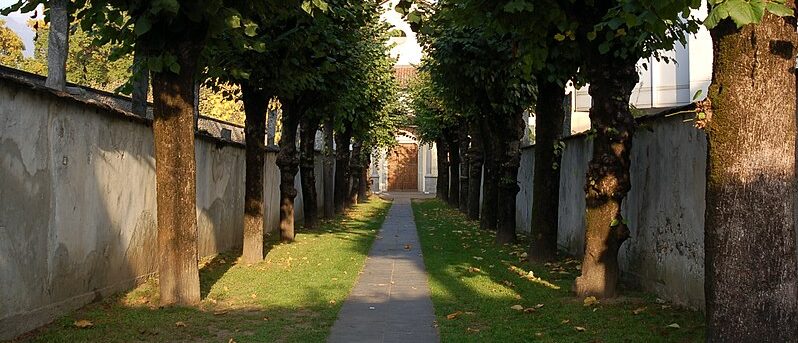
xmin=515 ymin=113 xmax=706 ymax=309
xmin=0 ymin=76 xmax=325 ymax=339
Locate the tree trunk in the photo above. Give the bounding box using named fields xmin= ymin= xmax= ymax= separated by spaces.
xmin=435 ymin=138 xmax=449 ymax=202
xmin=267 ymin=99 xmax=278 ymax=146
xmin=322 ymin=121 xmax=335 ymax=217
xmin=45 ymin=0 xmax=68 ymax=91
xmin=240 ymin=84 xmax=268 ymax=263
xmin=480 ymin=124 xmax=499 ymax=231
xmin=494 ymin=114 xmax=524 ymax=245
xmin=445 ymin=129 xmax=460 ymax=208
xmin=458 ymin=127 xmax=470 ymax=214
xmin=131 ymin=43 xmax=149 ymax=117
xmin=358 ymin=152 xmax=370 ymax=202
xmin=349 ymin=142 xmax=363 ymax=205
xmin=529 ymin=80 xmax=566 ymax=261
xmin=573 ymin=57 xmax=638 ymax=299
xmin=334 ymin=126 xmax=352 ymax=214
xmin=467 ymin=120 xmax=484 ymax=221
xmin=150 ymin=39 xmax=205 ymax=306
xmin=705 ymin=10 xmax=798 ymax=341
xmin=276 ymin=101 xmax=300 ymax=242
xmin=299 ymin=116 xmax=320 ymax=230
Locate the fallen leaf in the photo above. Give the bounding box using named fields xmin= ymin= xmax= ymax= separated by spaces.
xmin=502 ymin=280 xmax=515 ymax=287
xmin=447 ymin=311 xmax=463 ymax=320
xmin=535 ymin=332 xmax=544 ymax=337
xmin=175 ymin=321 xmax=187 ymax=328
xmin=514 ymin=294 xmax=522 ymax=300
xmin=574 ymin=326 xmax=586 ymax=332
xmin=473 ymin=256 xmax=484 ymax=260
xmin=467 ymin=267 xmax=481 ymax=273
xmin=404 ymin=244 xmax=412 ymax=250
xmin=666 ymin=323 xmax=681 ymax=329
xmin=213 ymin=310 xmax=228 ymax=316
xmin=535 ymin=303 xmax=545 ymax=309
xmin=561 ymin=319 xmax=570 ymax=324
xmin=228 ymin=338 xmax=236 ymax=343
xmin=583 ymin=296 xmax=599 ymax=307
xmin=632 ymin=307 xmax=646 ymax=315
xmin=329 ymin=300 xmax=336 ymax=304
xmin=523 ymin=307 xmax=536 ymax=313
xmin=466 ymin=327 xmax=480 ymax=333
xmin=73 ymin=319 xmax=93 ymax=329
xmin=510 ymin=304 xmax=524 ymax=311
xmin=251 ymin=293 xmax=257 ymax=299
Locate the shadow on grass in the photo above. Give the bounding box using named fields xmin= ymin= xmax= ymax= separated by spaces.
xmin=410 ymin=199 xmax=705 ymax=342
xmin=12 ymin=198 xmax=392 ymax=343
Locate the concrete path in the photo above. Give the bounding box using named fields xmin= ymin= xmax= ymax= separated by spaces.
xmin=327 ymin=194 xmax=439 ymax=343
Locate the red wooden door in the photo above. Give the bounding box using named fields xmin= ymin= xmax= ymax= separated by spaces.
xmin=388 ymin=144 xmax=418 ymax=191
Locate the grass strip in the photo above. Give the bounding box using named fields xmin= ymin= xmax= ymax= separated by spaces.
xmin=15 ymin=198 xmax=391 ymax=343
xmin=412 ymin=199 xmax=704 ymax=342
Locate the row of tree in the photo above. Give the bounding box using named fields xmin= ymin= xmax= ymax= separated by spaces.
xmin=2 ymin=0 xmax=399 ymax=308
xmin=402 ymin=0 xmax=798 ymax=341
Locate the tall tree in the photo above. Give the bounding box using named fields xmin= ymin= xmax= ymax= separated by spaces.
xmin=703 ymin=1 xmax=798 ymax=340
xmin=45 ymin=0 xmax=68 ymax=90
xmin=0 ymin=19 xmax=24 ymax=67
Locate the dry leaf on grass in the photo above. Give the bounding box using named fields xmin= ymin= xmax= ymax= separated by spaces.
xmin=583 ymin=296 xmax=599 ymax=307
xmin=510 ymin=304 xmax=524 ymax=311
xmin=666 ymin=323 xmax=681 ymax=329
xmin=561 ymin=319 xmax=570 ymax=324
xmin=175 ymin=321 xmax=187 ymax=328
xmin=523 ymin=307 xmax=537 ymax=313
xmin=466 ymin=327 xmax=480 ymax=333
xmin=446 ymin=311 xmax=463 ymax=320
xmin=535 ymin=303 xmax=545 ymax=309
xmin=73 ymin=319 xmax=93 ymax=329
xmin=632 ymin=307 xmax=646 ymax=315
xmin=574 ymin=326 xmax=586 ymax=332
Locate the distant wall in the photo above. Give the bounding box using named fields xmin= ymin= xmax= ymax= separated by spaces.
xmin=0 ymin=75 xmax=324 ymax=339
xmin=515 ymin=114 xmax=707 ymax=309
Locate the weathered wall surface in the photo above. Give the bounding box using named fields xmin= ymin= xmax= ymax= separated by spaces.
xmin=0 ymin=78 xmax=323 ymax=339
xmin=516 ymin=114 xmax=707 ymax=309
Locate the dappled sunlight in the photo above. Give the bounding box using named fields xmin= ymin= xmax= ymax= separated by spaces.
xmin=19 ymin=199 xmax=391 ymax=343
xmin=412 ymin=199 xmax=705 ymax=341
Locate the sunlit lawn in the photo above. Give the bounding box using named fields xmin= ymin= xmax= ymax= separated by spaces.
xmin=412 ymin=199 xmax=705 ymax=342
xmin=14 ymin=198 xmax=391 ymax=343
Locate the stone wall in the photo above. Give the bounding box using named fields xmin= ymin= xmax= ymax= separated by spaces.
xmin=0 ymin=74 xmax=324 ymax=339
xmin=515 ymin=113 xmax=707 ymax=309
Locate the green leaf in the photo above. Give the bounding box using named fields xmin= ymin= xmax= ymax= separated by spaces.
xmin=244 ymin=21 xmax=258 ymax=37
xmin=692 ymin=89 xmax=703 ymax=101
xmin=226 ymin=15 xmax=241 ymax=29
xmin=766 ymin=2 xmax=794 ymax=17
xmin=134 ymin=16 xmax=152 ymax=36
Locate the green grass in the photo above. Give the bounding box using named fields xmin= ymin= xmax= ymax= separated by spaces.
xmin=412 ymin=199 xmax=705 ymax=342
xmin=14 ymin=198 xmax=391 ymax=343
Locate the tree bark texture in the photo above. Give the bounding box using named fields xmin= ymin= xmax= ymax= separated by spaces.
xmin=445 ymin=129 xmax=460 ymax=208
xmin=479 ymin=123 xmax=499 ymax=231
xmin=299 ymin=116 xmax=320 ymax=230
xmin=530 ymin=80 xmax=566 ymax=262
xmin=334 ymin=126 xmax=352 ymax=214
xmin=458 ymin=127 xmax=470 ymax=214
xmin=322 ymin=122 xmax=335 ymax=218
xmin=494 ymin=113 xmax=524 ymax=245
xmin=573 ymin=57 xmax=638 ymax=299
xmin=267 ymin=105 xmax=278 ymax=146
xmin=349 ymin=142 xmax=363 ymax=205
xmin=435 ymin=138 xmax=449 ymax=202
xmin=131 ymin=43 xmax=149 ymax=117
xmin=45 ymin=0 xmax=68 ymax=91
xmin=240 ymin=84 xmax=268 ymax=263
xmin=358 ymin=152 xmax=370 ymax=202
xmin=150 ymin=39 xmax=205 ymax=306
xmin=467 ymin=121 xmax=484 ymax=221
xmin=276 ymin=102 xmax=300 ymax=242
xmin=705 ymin=10 xmax=798 ymax=341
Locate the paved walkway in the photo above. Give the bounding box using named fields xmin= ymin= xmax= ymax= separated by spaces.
xmin=327 ymin=194 xmax=439 ymax=343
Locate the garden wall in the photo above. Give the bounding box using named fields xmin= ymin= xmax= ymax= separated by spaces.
xmin=515 ymin=113 xmax=708 ymax=309
xmin=0 ymin=72 xmax=324 ymax=339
